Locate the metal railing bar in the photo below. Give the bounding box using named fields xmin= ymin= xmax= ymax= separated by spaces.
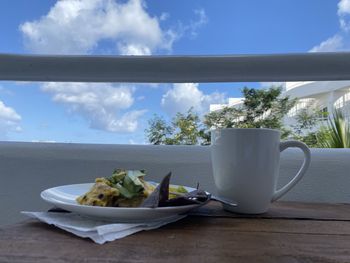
xmin=1 ymin=52 xmax=350 ymax=83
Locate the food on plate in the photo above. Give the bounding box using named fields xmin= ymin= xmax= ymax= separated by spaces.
xmin=76 ymin=169 xmax=188 ymax=208
xmin=76 ymin=181 xmax=119 ymax=207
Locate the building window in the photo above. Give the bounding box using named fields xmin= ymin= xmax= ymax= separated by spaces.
xmin=287 ymin=98 xmax=316 ymax=117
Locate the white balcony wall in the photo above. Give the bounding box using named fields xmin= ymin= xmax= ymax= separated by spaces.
xmin=1 ymin=142 xmax=350 ymax=226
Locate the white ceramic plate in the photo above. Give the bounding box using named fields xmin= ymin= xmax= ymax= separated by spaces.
xmin=41 ymin=183 xmax=200 ymax=223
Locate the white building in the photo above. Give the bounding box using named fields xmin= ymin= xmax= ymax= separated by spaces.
xmin=210 ymin=97 xmax=244 ymax=111
xmin=283 ymin=81 xmax=350 ymax=126
xmin=210 ymin=81 xmax=350 ymax=129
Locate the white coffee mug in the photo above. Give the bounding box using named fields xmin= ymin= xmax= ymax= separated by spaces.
xmin=211 ymin=128 xmax=311 ymax=214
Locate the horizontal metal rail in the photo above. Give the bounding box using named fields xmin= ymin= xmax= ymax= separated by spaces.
xmin=1 ymin=52 xmax=350 ymax=83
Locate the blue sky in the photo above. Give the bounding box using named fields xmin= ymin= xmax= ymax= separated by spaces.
xmin=0 ymin=0 xmax=348 ymax=144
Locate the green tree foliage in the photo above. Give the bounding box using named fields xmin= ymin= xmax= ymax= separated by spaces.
xmin=293 ymin=107 xmax=322 ymax=135
xmin=145 ymin=108 xmax=209 ymax=145
xmin=290 ymin=106 xmax=350 ymax=148
xmin=204 ymin=87 xmax=296 ymax=138
xmin=319 ymin=110 xmax=350 ymax=148
xmin=292 ymin=129 xmax=330 ymax=148
xmin=145 ymin=115 xmax=174 ymax=145
xmin=290 ymin=106 xmax=326 ymax=147
xmin=146 ymin=87 xmax=296 ymax=145
xmin=146 ymin=86 xmax=350 ymax=148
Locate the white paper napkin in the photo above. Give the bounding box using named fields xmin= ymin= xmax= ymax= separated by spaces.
xmin=22 ymin=211 xmax=186 ymax=244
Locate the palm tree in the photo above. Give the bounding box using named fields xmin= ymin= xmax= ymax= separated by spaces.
xmin=319 ymin=109 xmax=350 ymax=148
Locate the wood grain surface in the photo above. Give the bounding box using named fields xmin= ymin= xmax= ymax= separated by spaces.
xmin=190 ymin=201 xmax=350 ymax=221
xmin=1 ymin=202 xmax=350 ymax=263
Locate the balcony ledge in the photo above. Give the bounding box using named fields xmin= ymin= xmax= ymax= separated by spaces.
xmin=1 ymin=141 xmax=350 ymax=226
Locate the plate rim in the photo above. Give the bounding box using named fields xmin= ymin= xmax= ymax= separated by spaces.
xmin=41 ymin=182 xmax=200 ymax=211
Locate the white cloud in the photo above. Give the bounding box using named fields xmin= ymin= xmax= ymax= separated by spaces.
xmin=117 ymin=43 xmax=152 ymax=56
xmin=189 ymin=9 xmax=208 ymax=37
xmin=19 ymin=0 xmax=210 ymax=134
xmin=42 ymin=82 xmax=146 ymax=132
xmin=174 ymin=8 xmax=208 ymax=40
xmin=309 ymin=34 xmax=344 ymax=52
xmin=0 ymin=101 xmax=21 ymax=123
xmin=20 ymin=0 xmax=175 ymax=55
xmin=339 ymin=0 xmax=350 ymax=31
xmin=19 ymin=0 xmax=178 ymax=133
xmin=310 ymin=0 xmax=350 ymax=51
xmin=160 ymin=12 xmax=169 ymax=21
xmin=161 ymin=83 xmax=226 ymax=116
xmin=338 ymin=0 xmax=350 ymax=15
xmin=0 ymin=101 xmax=22 ymax=137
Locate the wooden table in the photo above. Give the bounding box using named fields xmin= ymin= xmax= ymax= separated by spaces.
xmin=1 ymin=201 xmax=350 ymax=263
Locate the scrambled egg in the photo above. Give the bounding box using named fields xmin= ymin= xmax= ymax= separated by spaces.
xmin=76 ymin=181 xmax=120 ymax=207
xmin=76 ymin=172 xmax=156 ymax=207
xmin=76 ymin=169 xmax=187 ymax=208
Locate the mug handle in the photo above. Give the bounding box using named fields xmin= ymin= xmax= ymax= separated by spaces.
xmin=271 ymin=140 xmax=311 ymax=202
